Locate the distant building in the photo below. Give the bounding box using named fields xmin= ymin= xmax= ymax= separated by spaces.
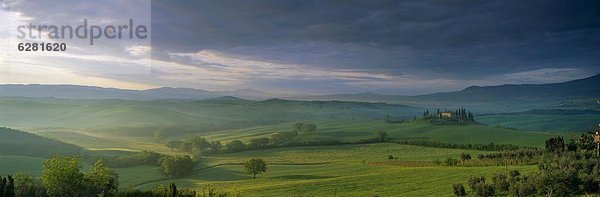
xmin=441 ymin=112 xmax=453 ymax=118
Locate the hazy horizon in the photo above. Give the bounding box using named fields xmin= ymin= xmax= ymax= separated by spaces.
xmin=0 ymin=72 xmax=598 ymax=97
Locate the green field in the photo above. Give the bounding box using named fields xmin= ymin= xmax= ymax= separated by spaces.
xmin=201 ymin=120 xmax=556 ymax=147
xmin=0 ymin=139 xmax=537 ymax=196
xmin=478 ymin=114 xmax=600 ymax=132
xmin=109 ymin=143 xmax=537 ymax=196
xmin=203 ymin=143 xmax=494 ymax=165
xmin=0 ymin=155 xmax=46 ymax=176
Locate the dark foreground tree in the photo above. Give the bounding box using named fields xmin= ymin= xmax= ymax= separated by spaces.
xmin=244 ymin=158 xmax=267 ymax=179
xmin=0 ymin=175 xmax=15 ymax=197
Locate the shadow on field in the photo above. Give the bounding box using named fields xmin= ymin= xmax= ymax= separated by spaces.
xmin=194 ymin=166 xmax=249 ymax=181
xmin=272 ymin=175 xmax=337 ymax=180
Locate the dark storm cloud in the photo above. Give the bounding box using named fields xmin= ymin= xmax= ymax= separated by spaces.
xmin=151 ymin=0 xmax=600 ymax=84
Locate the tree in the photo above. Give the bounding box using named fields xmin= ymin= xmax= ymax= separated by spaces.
xmin=474 ymin=182 xmax=495 ymax=197
xmin=445 ymin=158 xmax=459 ymax=166
xmin=302 ymin=123 xmax=317 ymax=133
xmin=293 ymin=123 xmax=304 ymax=131
xmin=170 ymin=183 xmax=177 ymax=197
xmin=566 ymin=140 xmax=577 ymax=152
xmin=248 ymin=138 xmax=269 ymax=149
xmin=491 ymin=173 xmax=509 ymax=192
xmin=86 ymin=160 xmax=118 ymax=195
xmin=577 ymin=133 xmax=595 ymax=150
xmin=244 ymin=158 xmax=267 ymax=179
xmin=225 ymin=140 xmax=246 ymax=152
xmin=467 ymin=176 xmax=486 ymax=190
xmin=537 ymin=167 xmax=580 ymax=196
xmin=160 ymin=156 xmax=195 ymax=178
xmin=187 ymin=136 xmax=210 ymax=154
xmin=460 ymin=153 xmax=471 ymax=161
xmin=269 ymin=132 xmax=284 ymax=145
xmin=384 ymin=114 xmax=392 ymax=122
xmin=452 ymin=183 xmax=467 ymax=197
xmin=0 ymin=176 xmax=5 ymax=197
xmin=207 ymin=140 xmax=223 ymax=154
xmin=42 ymin=155 xmax=85 ymax=197
xmin=166 ymin=140 xmax=182 ymax=151
xmin=545 ymin=136 xmax=565 ymax=153
xmin=509 ymin=178 xmax=536 ymax=197
xmin=4 ymin=175 xmax=14 ymax=197
xmin=376 ymin=131 xmax=389 ymax=142
xmin=14 ymin=172 xmax=32 ymax=197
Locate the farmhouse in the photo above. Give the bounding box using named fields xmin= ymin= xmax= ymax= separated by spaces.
xmin=441 ymin=111 xmax=453 ymax=118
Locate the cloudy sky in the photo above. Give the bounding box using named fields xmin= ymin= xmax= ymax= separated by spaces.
xmin=1 ymin=0 xmax=599 ymax=95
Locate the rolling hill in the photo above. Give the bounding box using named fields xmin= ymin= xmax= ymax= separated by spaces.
xmin=292 ymin=74 xmax=600 ymax=112
xmin=0 ymin=97 xmax=423 ymax=136
xmin=198 ymin=119 xmax=556 ymax=147
xmin=0 ymin=127 xmax=82 ymax=157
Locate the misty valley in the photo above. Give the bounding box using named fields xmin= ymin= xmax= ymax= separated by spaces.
xmin=0 ymin=75 xmax=599 ymax=196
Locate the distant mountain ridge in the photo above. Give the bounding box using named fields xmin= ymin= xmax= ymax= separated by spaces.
xmin=291 ymin=74 xmax=600 ymax=112
xmin=0 ymin=84 xmax=276 ymax=100
xmin=0 ymin=74 xmax=598 ymax=112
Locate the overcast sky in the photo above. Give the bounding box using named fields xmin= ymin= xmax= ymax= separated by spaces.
xmin=1 ymin=0 xmax=599 ymax=95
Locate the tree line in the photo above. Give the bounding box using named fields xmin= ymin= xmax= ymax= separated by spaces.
xmin=423 ymin=108 xmax=476 ymax=125
xmin=90 ymin=151 xmax=197 ymax=178
xmin=452 ymin=133 xmax=600 ymax=196
xmin=2 ymin=155 xmax=268 ymax=196
xmin=165 ymin=123 xmax=318 ymax=155
xmin=392 ymin=139 xmax=523 ymax=151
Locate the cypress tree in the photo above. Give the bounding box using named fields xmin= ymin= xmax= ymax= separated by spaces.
xmin=0 ymin=176 xmax=6 ymax=196
xmin=5 ymin=175 xmax=14 ymax=197
xmin=169 ymin=183 xmax=177 ymax=197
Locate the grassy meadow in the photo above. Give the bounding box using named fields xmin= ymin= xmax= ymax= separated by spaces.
xmin=0 ymin=96 xmax=591 ymax=196
xmin=478 ymin=114 xmax=600 ymax=132
xmin=199 ymin=120 xmax=555 ymax=147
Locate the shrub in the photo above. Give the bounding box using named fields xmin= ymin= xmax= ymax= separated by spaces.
xmin=491 ymin=173 xmax=509 ymax=192
xmin=460 ymin=153 xmax=471 ymax=161
xmin=445 ymin=158 xmax=460 ymax=166
xmin=452 ymin=183 xmax=467 ymax=197
xmin=468 ymin=176 xmax=485 ymax=190
xmin=509 ymin=178 xmax=536 ymax=197
xmin=474 ymin=182 xmax=495 ymax=197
